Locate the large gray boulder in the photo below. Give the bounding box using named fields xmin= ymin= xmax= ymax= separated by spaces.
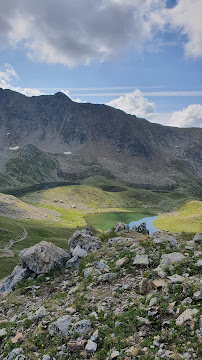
xmin=0 ymin=266 xmax=28 ymax=294
xmin=68 ymin=230 xmax=102 ymax=253
xmin=160 ymin=252 xmax=185 ymax=269
xmin=153 ymin=231 xmax=180 ymax=249
xmin=49 ymin=315 xmax=72 ymax=337
xmin=20 ymin=241 xmax=71 ymax=274
xmin=193 ymin=234 xmax=202 ymax=244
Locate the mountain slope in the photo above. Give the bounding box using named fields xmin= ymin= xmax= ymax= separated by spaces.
xmin=0 ymin=88 xmax=201 ymax=192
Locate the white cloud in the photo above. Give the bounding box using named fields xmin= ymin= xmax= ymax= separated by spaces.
xmin=106 ymin=89 xmax=156 ymax=118
xmin=0 ymin=0 xmax=167 ymax=66
xmin=0 ymin=64 xmax=44 ymax=96
xmin=167 ymin=0 xmax=202 ymax=59
xmin=169 ymin=104 xmax=202 ymax=128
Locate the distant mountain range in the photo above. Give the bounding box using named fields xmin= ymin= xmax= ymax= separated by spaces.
xmin=0 ymin=88 xmax=201 ymax=194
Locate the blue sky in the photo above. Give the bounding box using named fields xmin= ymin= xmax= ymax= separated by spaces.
xmin=0 ymin=0 xmax=202 ymax=127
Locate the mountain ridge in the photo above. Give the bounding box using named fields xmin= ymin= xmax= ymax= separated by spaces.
xmin=0 ymin=88 xmax=201 ymax=192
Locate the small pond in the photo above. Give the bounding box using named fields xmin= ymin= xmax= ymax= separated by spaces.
xmin=86 ymin=212 xmax=159 ymax=233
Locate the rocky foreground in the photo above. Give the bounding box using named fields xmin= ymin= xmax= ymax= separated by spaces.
xmin=0 ymin=226 xmax=201 ymax=360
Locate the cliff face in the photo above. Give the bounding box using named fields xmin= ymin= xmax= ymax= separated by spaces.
xmin=0 ymin=88 xmax=201 ymax=191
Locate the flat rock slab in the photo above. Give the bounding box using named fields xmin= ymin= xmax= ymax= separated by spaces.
xmin=133 ymin=254 xmax=149 ymax=266
xmin=152 ymin=279 xmax=166 ymax=289
xmin=160 ymin=252 xmax=185 ymax=269
xmin=167 ymin=274 xmax=184 ymax=283
xmin=20 ymin=241 xmax=71 ymax=274
xmin=176 ymin=308 xmax=198 ymax=326
xmin=115 ymin=257 xmax=129 ymax=267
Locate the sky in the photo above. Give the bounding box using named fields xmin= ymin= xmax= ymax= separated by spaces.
xmin=0 ymin=0 xmax=202 ymax=127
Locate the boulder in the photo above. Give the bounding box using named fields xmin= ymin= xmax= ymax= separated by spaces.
xmin=167 ymin=274 xmax=184 ymax=283
xmin=193 ymin=233 xmax=202 ymax=244
xmin=70 ymin=320 xmax=91 ymax=338
xmin=139 ymin=279 xmax=152 ymax=295
xmin=69 ymin=230 xmax=102 ymax=253
xmin=160 ymin=252 xmax=185 ymax=269
xmin=67 ymin=340 xmax=87 ymax=352
xmin=3 ymin=348 xmax=24 ymax=360
xmin=0 ymin=266 xmax=28 ymax=294
xmin=97 ymin=273 xmax=117 ymax=283
xmin=20 ymin=241 xmax=71 ymax=274
xmin=114 ymin=222 xmax=129 ymax=232
xmin=66 ymin=256 xmax=80 ymax=269
xmin=152 ymin=279 xmax=166 ymax=289
xmin=153 ymin=231 xmax=180 ymax=248
xmin=108 ymin=237 xmax=136 ymax=246
xmin=85 ymin=339 xmax=97 ymax=352
xmin=72 ymin=245 xmax=87 ymax=258
xmin=48 ymin=315 xmax=72 ymax=337
xmin=115 ymin=257 xmax=129 ymax=267
xmin=131 ymin=222 xmax=149 ymax=234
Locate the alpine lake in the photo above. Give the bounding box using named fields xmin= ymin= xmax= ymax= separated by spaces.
xmin=85 ymin=212 xmax=159 ymax=233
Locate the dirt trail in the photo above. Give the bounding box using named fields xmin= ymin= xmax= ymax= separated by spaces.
xmin=0 ymin=225 xmax=27 ymax=258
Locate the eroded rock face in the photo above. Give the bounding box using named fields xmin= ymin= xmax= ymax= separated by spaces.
xmin=0 ymin=266 xmax=28 ymax=294
xmin=68 ymin=230 xmax=102 ymax=253
xmin=20 ymin=241 xmax=71 ymax=274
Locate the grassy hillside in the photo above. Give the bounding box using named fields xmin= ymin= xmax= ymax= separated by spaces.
xmin=0 ymin=183 xmax=201 ymax=280
xmin=155 ymin=200 xmax=202 ymax=233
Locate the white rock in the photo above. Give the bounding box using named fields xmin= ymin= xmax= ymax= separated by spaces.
xmin=0 ymin=328 xmax=7 ymax=336
xmin=72 ymin=245 xmax=87 ymax=258
xmin=111 ymin=350 xmax=120 ymax=358
xmin=85 ymin=339 xmax=97 ymax=352
xmin=168 ymin=274 xmax=184 ymax=283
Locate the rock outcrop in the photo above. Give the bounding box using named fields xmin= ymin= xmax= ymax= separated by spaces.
xmin=68 ymin=229 xmax=102 ymax=253
xmin=20 ymin=241 xmax=71 ymax=274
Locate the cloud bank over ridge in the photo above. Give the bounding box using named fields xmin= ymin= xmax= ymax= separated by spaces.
xmin=0 ymin=0 xmax=202 ymax=67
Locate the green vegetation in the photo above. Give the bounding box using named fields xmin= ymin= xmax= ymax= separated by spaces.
xmin=0 ymin=182 xmax=201 ymax=280
xmin=155 ymin=200 xmax=202 ymax=233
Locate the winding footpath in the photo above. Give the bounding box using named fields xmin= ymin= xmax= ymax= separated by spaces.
xmin=0 ymin=225 xmax=27 ymax=258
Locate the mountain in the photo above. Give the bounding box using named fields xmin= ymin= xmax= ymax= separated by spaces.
xmin=0 ymin=88 xmax=201 ymax=193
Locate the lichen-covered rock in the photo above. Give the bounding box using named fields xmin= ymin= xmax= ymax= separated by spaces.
xmin=160 ymin=252 xmax=185 ymax=269
xmin=69 ymin=230 xmax=102 ymax=253
xmin=70 ymin=320 xmax=91 ymax=338
xmin=153 ymin=231 xmax=180 ymax=248
xmin=108 ymin=237 xmax=137 ymax=246
xmin=20 ymin=241 xmax=71 ymax=274
xmin=0 ymin=266 xmax=28 ymax=294
xmin=48 ymin=315 xmax=72 ymax=337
